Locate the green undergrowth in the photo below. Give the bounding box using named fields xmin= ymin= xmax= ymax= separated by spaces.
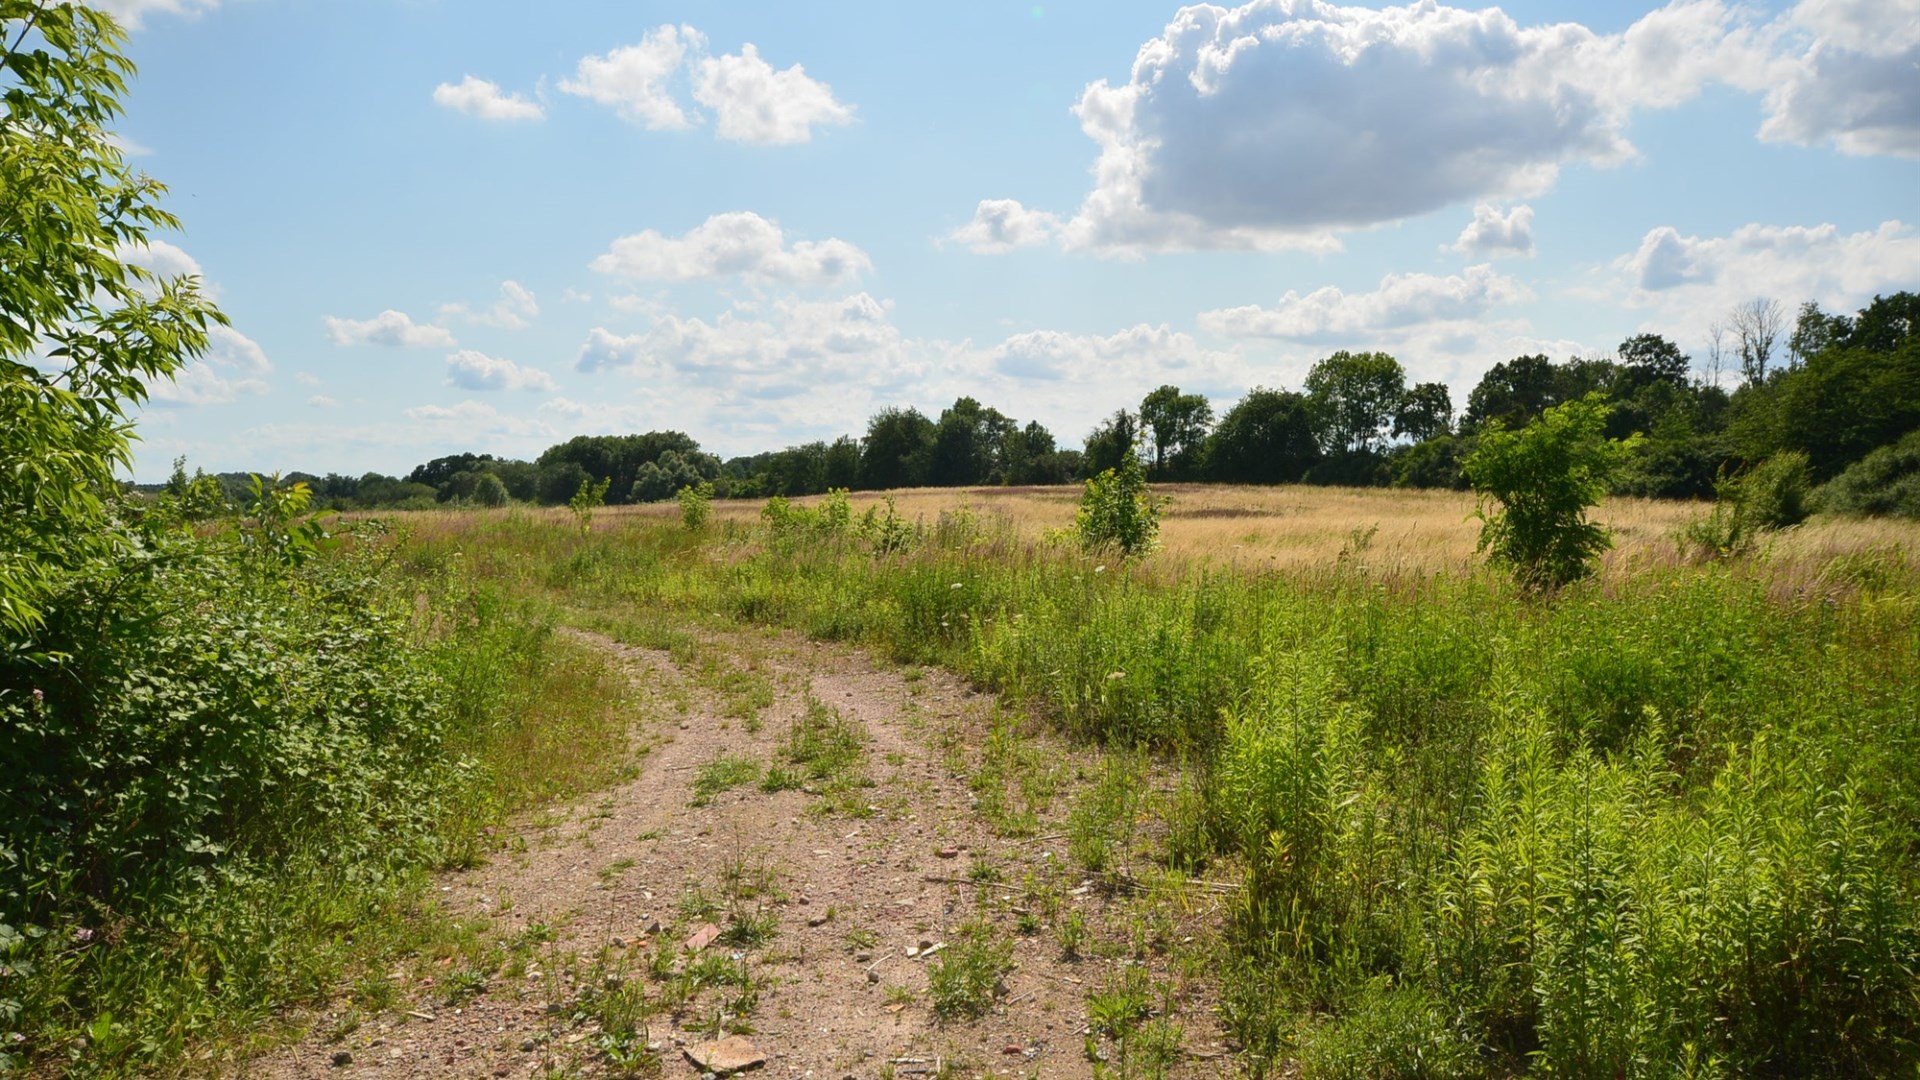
xmin=0 ymin=524 xmax=635 ymax=1076
xmin=406 ymin=508 xmax=1920 ymax=1076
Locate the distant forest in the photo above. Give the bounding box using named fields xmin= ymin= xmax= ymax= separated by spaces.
xmin=164 ymin=291 xmax=1920 ymax=517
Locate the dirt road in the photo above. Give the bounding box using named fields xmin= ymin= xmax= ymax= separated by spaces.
xmin=254 ymin=622 xmax=1236 ymax=1079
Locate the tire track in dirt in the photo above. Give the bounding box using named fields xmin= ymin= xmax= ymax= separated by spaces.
xmin=254 ymin=622 xmax=1236 ymax=1079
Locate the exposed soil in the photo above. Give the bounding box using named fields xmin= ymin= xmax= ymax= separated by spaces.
xmin=251 ymin=621 xmax=1238 ymax=1079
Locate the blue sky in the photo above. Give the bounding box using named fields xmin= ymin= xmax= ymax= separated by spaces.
xmin=106 ymin=0 xmax=1920 ymax=479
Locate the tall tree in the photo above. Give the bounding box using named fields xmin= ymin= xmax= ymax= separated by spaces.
xmin=1304 ymin=350 xmax=1406 ymax=455
xmin=1465 ymin=354 xmax=1557 ymax=431
xmin=1203 ymin=389 xmax=1321 ymax=484
xmin=1082 ymin=409 xmax=1139 ymax=477
xmin=929 ymin=396 xmax=1014 ymax=486
xmin=858 ymin=407 xmax=935 ymax=490
xmin=1730 ymin=297 xmax=1785 ymax=386
xmin=1138 ymin=384 xmax=1214 ymax=478
xmin=1617 ymin=333 xmax=1690 ymax=391
xmin=1394 ymin=382 xmax=1454 ymax=443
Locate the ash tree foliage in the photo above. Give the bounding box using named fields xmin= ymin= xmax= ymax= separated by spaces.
xmin=1139 ymin=383 xmax=1213 ymax=479
xmin=0 ymin=2 xmax=220 ymax=641
xmin=0 ymin=9 xmax=555 ymax=1071
xmin=1465 ymin=393 xmax=1642 ymax=589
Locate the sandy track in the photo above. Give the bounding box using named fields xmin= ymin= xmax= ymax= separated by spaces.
xmin=253 ymin=622 xmax=1233 ymax=1079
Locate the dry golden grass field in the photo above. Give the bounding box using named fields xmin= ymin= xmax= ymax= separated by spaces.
xmin=401 ymin=483 xmax=1920 ymax=591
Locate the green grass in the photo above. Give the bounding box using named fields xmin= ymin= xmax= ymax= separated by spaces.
xmin=690 ymin=754 xmax=763 ymax=806
xmin=927 ymin=920 xmax=1014 ymax=1021
xmin=386 ymin=506 xmax=1920 ymax=1076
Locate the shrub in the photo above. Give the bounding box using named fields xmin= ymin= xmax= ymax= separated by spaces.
xmin=472 ymin=471 xmax=510 ymax=507
xmin=1464 ymin=393 xmax=1640 ymax=590
xmin=1813 ymin=428 xmax=1920 ymax=518
xmin=1679 ymin=451 xmax=1813 ymax=559
xmin=676 ymin=481 xmax=713 ymax=530
xmin=1075 ymin=450 xmax=1158 ymax=556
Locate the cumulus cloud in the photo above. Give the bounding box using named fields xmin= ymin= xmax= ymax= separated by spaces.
xmin=324 ymin=309 xmax=457 ymax=348
xmin=1759 ymin=0 xmax=1920 ymax=156
xmin=441 ymin=280 xmax=540 ymax=329
xmin=1201 ymin=266 xmax=1532 ymax=342
xmin=1614 ymin=219 xmax=1920 ymax=314
xmin=444 ymin=349 xmax=559 ymax=392
xmin=692 ymin=44 xmax=854 ymax=144
xmin=559 ymin=25 xmax=703 ymax=130
xmin=119 ymin=239 xmax=204 ymax=281
xmin=962 ymin=0 xmax=1920 ymax=254
xmin=1453 ymin=205 xmax=1537 ymax=258
xmin=307 ymin=395 xmax=337 ymax=408
xmin=90 ymin=0 xmax=219 ymax=28
xmin=562 ymin=26 xmax=853 ymax=144
xmin=578 ymin=292 xmax=906 ymax=382
xmin=433 ymin=75 xmax=545 ymax=122
xmin=401 ymin=399 xmax=554 ymax=439
xmin=947 ymin=200 xmax=1063 ymax=254
xmin=591 ymin=212 xmax=871 ymax=287
xmin=148 ymin=363 xmax=268 ymax=407
xmin=206 ymin=324 xmax=271 ymax=372
xmin=988 ymin=324 xmax=1241 ymax=385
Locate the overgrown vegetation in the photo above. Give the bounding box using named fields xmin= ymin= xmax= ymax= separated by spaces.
xmin=410 ymin=499 xmax=1920 ymax=1076
xmin=0 ymin=11 xmax=634 ymax=1071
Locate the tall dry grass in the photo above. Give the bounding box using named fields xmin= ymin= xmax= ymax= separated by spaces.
xmin=518 ymin=483 xmax=1919 ymax=587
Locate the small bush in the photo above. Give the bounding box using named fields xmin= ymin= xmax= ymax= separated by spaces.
xmin=1465 ymin=393 xmax=1640 ymax=590
xmin=1679 ymin=451 xmax=1814 ymax=559
xmin=676 ymin=481 xmax=713 ymax=530
xmin=1076 ymin=451 xmax=1158 ymax=557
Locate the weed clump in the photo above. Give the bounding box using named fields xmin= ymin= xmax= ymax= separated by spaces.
xmin=928 ymin=920 xmax=1014 ymax=1020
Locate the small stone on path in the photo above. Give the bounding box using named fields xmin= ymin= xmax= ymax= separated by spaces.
xmin=684 ymin=922 xmax=722 ymax=952
xmin=685 ymin=1034 xmax=766 ymax=1074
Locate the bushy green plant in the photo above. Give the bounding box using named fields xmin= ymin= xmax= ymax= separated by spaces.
xmin=927 ymin=919 xmax=1013 ymax=1020
xmin=676 ymin=480 xmax=714 ymax=530
xmin=568 ymin=475 xmax=612 ymax=531
xmin=1076 ymin=450 xmax=1159 ymax=557
xmin=1679 ymin=451 xmax=1813 ymax=559
xmin=1813 ymin=428 xmax=1920 ymax=518
xmin=1465 ymin=393 xmax=1641 ymax=590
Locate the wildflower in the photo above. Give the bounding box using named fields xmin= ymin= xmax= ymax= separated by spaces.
xmin=949 ymin=582 xmax=963 ymax=590
xmin=1107 ymin=670 xmax=1126 ymax=681
xmin=1093 ymin=565 xmax=1107 ymax=574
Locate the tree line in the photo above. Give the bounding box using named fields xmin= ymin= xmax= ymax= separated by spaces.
xmin=157 ymin=290 xmax=1917 ymax=517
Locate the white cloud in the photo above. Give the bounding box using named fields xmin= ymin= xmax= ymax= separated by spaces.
xmin=148 ymin=363 xmax=267 ymax=407
xmin=560 ymin=25 xmax=703 ymax=130
xmin=90 ymin=0 xmax=219 ymax=29
xmin=307 ymin=395 xmax=337 ymax=408
xmin=1200 ymin=265 xmax=1533 ymax=342
xmin=987 ymin=324 xmax=1240 ymax=385
xmin=964 ymin=1 xmax=1856 ymax=254
xmin=591 ymin=212 xmax=871 ymax=287
xmin=947 ymin=200 xmax=1063 ymax=254
xmin=692 ymin=44 xmax=854 ymax=144
xmin=206 ymin=324 xmax=271 ymax=372
xmin=1759 ymin=0 xmax=1920 ymax=156
xmin=119 ymin=239 xmax=203 ymax=280
xmin=324 ymin=309 xmax=457 ymax=348
xmin=575 ymin=293 xmax=914 ymax=403
xmin=433 ymin=75 xmax=545 ymax=122
xmin=1453 ymin=204 xmax=1537 ymax=258
xmin=401 ymin=400 xmax=554 ymax=439
xmin=440 ymin=280 xmax=541 ymax=329
xmin=1614 ymin=219 xmax=1920 ymax=315
xmin=294 ymin=371 xmax=322 ymax=387
xmin=562 ymin=26 xmax=853 ymax=144
xmin=444 ymin=349 xmax=559 ymax=392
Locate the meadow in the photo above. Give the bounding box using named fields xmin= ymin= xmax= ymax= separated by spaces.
xmin=381 ymin=484 xmax=1920 ymax=1078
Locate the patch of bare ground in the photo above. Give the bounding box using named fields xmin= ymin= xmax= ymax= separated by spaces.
xmin=248 ymin=622 xmax=1240 ymax=1079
